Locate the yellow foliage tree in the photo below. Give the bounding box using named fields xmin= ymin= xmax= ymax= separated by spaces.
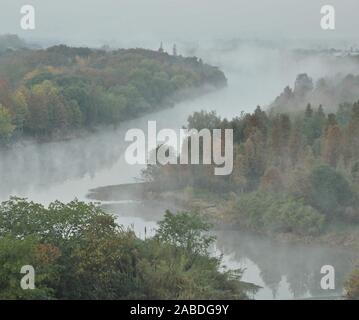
xmin=0 ymin=104 xmax=14 ymax=139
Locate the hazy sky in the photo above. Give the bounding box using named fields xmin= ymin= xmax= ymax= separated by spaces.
xmin=1 ymin=0 xmax=359 ymax=47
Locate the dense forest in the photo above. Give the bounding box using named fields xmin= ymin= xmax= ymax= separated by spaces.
xmin=0 ymin=198 xmax=257 ymax=299
xmin=0 ymin=36 xmax=226 ymax=143
xmin=144 ymin=101 xmax=359 ymax=236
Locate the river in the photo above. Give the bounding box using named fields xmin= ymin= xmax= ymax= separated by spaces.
xmin=0 ymin=44 xmax=356 ymax=299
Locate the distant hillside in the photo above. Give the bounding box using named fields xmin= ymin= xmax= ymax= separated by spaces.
xmin=0 ymin=43 xmax=227 ymax=142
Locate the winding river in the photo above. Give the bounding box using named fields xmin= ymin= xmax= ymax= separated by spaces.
xmin=0 ymin=45 xmax=357 ymax=299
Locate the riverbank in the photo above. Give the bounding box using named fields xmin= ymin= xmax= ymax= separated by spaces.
xmin=88 ymin=183 xmax=359 ymax=252
xmin=1 ymin=83 xmax=224 ymax=149
xmin=156 ymin=188 xmax=359 ymax=251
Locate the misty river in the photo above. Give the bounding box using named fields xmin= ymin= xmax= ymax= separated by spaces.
xmin=0 ymin=45 xmax=357 ymax=299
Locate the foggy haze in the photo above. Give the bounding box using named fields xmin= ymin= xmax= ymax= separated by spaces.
xmin=1 ymin=0 xmax=359 ymax=48
xmin=0 ymin=0 xmax=358 ymax=301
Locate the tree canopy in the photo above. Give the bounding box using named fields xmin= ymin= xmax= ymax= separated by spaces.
xmin=0 ymin=45 xmax=226 ymax=143
xmin=0 ymin=198 xmax=256 ymax=299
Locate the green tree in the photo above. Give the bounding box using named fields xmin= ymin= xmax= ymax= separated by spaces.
xmin=0 ymin=236 xmax=59 ymax=299
xmin=156 ymin=210 xmax=215 ymax=255
xmin=187 ymin=110 xmax=222 ymax=131
xmin=309 ymin=165 xmax=355 ymax=215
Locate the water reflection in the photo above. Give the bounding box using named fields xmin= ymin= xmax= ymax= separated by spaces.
xmin=215 ymin=230 xmax=356 ymax=299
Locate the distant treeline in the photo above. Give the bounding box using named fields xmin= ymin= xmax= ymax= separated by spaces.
xmin=271 ymin=73 xmax=359 ymax=114
xmin=0 ymin=39 xmax=226 ymax=142
xmin=0 ymin=34 xmax=30 ymax=53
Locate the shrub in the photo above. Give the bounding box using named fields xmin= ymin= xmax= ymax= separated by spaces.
xmin=230 ymin=192 xmax=325 ymax=236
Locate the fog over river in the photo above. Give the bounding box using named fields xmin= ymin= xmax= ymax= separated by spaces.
xmin=0 ymin=43 xmax=357 ymax=299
